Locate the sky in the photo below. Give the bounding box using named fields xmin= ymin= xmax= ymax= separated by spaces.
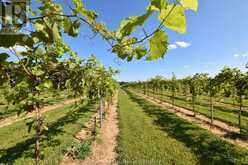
xmin=2 ymin=0 xmax=248 ymax=81
xmin=63 ymin=0 xmax=248 ymax=81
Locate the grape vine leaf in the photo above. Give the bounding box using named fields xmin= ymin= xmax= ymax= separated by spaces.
xmin=149 ymin=0 xmax=167 ymax=11
xmin=64 ymin=17 xmax=72 ymax=34
xmin=118 ymin=10 xmax=152 ymax=37
xmin=134 ymin=46 xmax=147 ymax=59
xmin=69 ymin=19 xmax=81 ymax=37
xmin=159 ymin=5 xmax=186 ymax=33
xmin=52 ymin=23 xmax=61 ymax=40
xmin=0 ymin=53 xmax=9 ymax=63
xmin=181 ymin=0 xmax=198 ymax=12
xmin=147 ymin=30 xmax=168 ymax=61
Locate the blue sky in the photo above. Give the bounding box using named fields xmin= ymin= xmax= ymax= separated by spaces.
xmin=2 ymin=0 xmax=248 ymax=81
xmin=65 ymin=0 xmax=248 ymax=81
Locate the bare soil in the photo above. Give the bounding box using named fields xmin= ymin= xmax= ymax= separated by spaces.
xmin=62 ymin=98 xmax=119 ymax=165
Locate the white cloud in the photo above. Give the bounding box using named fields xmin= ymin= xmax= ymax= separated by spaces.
xmin=233 ymin=53 xmax=248 ymax=58
xmin=168 ymin=44 xmax=177 ymax=49
xmin=168 ymin=41 xmax=191 ymax=50
xmin=175 ymin=41 xmax=191 ymax=48
xmin=241 ymin=53 xmax=248 ymax=57
xmin=233 ymin=54 xmax=240 ymax=58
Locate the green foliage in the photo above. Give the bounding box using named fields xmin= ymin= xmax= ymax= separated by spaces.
xmin=71 ymin=140 xmax=92 ymax=160
xmin=0 ymin=103 xmax=97 ymax=164
xmin=0 ymin=0 xmax=198 ymax=62
xmin=126 ymin=64 xmax=248 ymax=131
xmin=0 ymin=0 xmax=198 ymax=163
xmin=159 ymin=4 xmax=186 ymax=33
xmin=0 ymin=53 xmax=9 ymax=63
xmin=118 ymin=10 xmax=152 ymax=37
xmin=147 ymin=30 xmax=168 ymax=60
xmin=149 ymin=0 xmax=167 ymax=11
xmin=181 ymin=0 xmax=198 ymax=12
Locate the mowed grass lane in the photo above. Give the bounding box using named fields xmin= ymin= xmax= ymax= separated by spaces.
xmin=118 ymin=89 xmax=248 ymax=165
xmin=0 ymin=102 xmax=97 ymax=165
xmin=117 ymin=90 xmax=198 ymax=165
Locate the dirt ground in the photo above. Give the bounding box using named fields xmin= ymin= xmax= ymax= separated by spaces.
xmin=62 ymin=98 xmax=119 ymax=165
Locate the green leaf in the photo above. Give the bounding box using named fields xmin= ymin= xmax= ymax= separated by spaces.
xmin=32 ymin=69 xmax=44 ymax=76
xmin=0 ymin=53 xmax=9 ymax=63
xmin=149 ymin=0 xmax=167 ymax=11
xmin=64 ymin=17 xmax=72 ymax=34
xmin=147 ymin=30 xmax=168 ymax=61
xmin=159 ymin=5 xmax=186 ymax=33
xmin=52 ymin=23 xmax=61 ymax=40
xmin=127 ymin=55 xmax=133 ymax=62
xmin=72 ymin=0 xmax=98 ymax=22
xmin=134 ymin=46 xmax=147 ymax=59
xmin=82 ymin=10 xmax=98 ymax=22
xmin=36 ymin=80 xmax=53 ymax=91
xmin=34 ymin=22 xmax=45 ymax=32
xmin=69 ymin=20 xmax=81 ymax=37
xmin=43 ymin=125 xmax=49 ymax=131
xmin=119 ymin=10 xmax=152 ymax=37
xmin=0 ymin=34 xmax=29 ymax=48
xmin=43 ymin=81 xmax=53 ymax=89
xmin=181 ymin=0 xmax=198 ymax=12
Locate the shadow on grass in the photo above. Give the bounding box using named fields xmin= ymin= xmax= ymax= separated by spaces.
xmin=147 ymin=91 xmax=248 ymax=137
xmin=125 ymin=89 xmax=248 ymax=165
xmin=0 ymin=103 xmax=94 ymax=164
xmin=154 ymin=91 xmax=248 ymax=120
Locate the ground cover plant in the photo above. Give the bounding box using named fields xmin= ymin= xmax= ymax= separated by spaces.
xmin=120 ymin=89 xmax=248 ymax=164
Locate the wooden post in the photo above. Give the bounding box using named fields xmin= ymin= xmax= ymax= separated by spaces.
xmin=93 ymin=117 xmax=97 ymax=139
xmin=102 ymin=98 xmax=105 ymax=120
xmin=35 ymin=105 xmax=41 ymax=165
xmin=107 ymin=99 xmax=110 ymax=112
xmin=210 ymin=95 xmax=214 ymax=125
xmin=192 ymin=94 xmax=196 ymax=117
xmin=99 ymin=98 xmax=103 ymax=128
xmin=239 ymin=94 xmax=242 ymax=134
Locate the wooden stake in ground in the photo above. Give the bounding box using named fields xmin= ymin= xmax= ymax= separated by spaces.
xmin=63 ymin=97 xmax=119 ymax=165
xmin=99 ymin=98 xmax=104 ymax=128
xmin=81 ymin=98 xmax=119 ymax=165
xmin=35 ymin=102 xmax=42 ymax=165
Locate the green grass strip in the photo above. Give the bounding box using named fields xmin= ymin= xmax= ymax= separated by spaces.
xmin=0 ymin=102 xmax=97 ymax=165
xmin=119 ymin=89 xmax=248 ymax=165
xmin=117 ymin=90 xmax=198 ymax=165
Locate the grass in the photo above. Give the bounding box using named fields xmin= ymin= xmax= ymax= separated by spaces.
xmin=117 ymin=90 xmax=198 ymax=165
xmin=119 ymin=89 xmax=248 ymax=165
xmin=0 ymin=91 xmax=70 ymax=120
xmin=137 ymin=89 xmax=248 ymax=130
xmin=0 ymin=102 xmax=97 ymax=165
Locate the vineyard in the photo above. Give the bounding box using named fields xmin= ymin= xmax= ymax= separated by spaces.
xmin=0 ymin=0 xmax=248 ymax=165
xmin=126 ymin=67 xmax=248 ymax=135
